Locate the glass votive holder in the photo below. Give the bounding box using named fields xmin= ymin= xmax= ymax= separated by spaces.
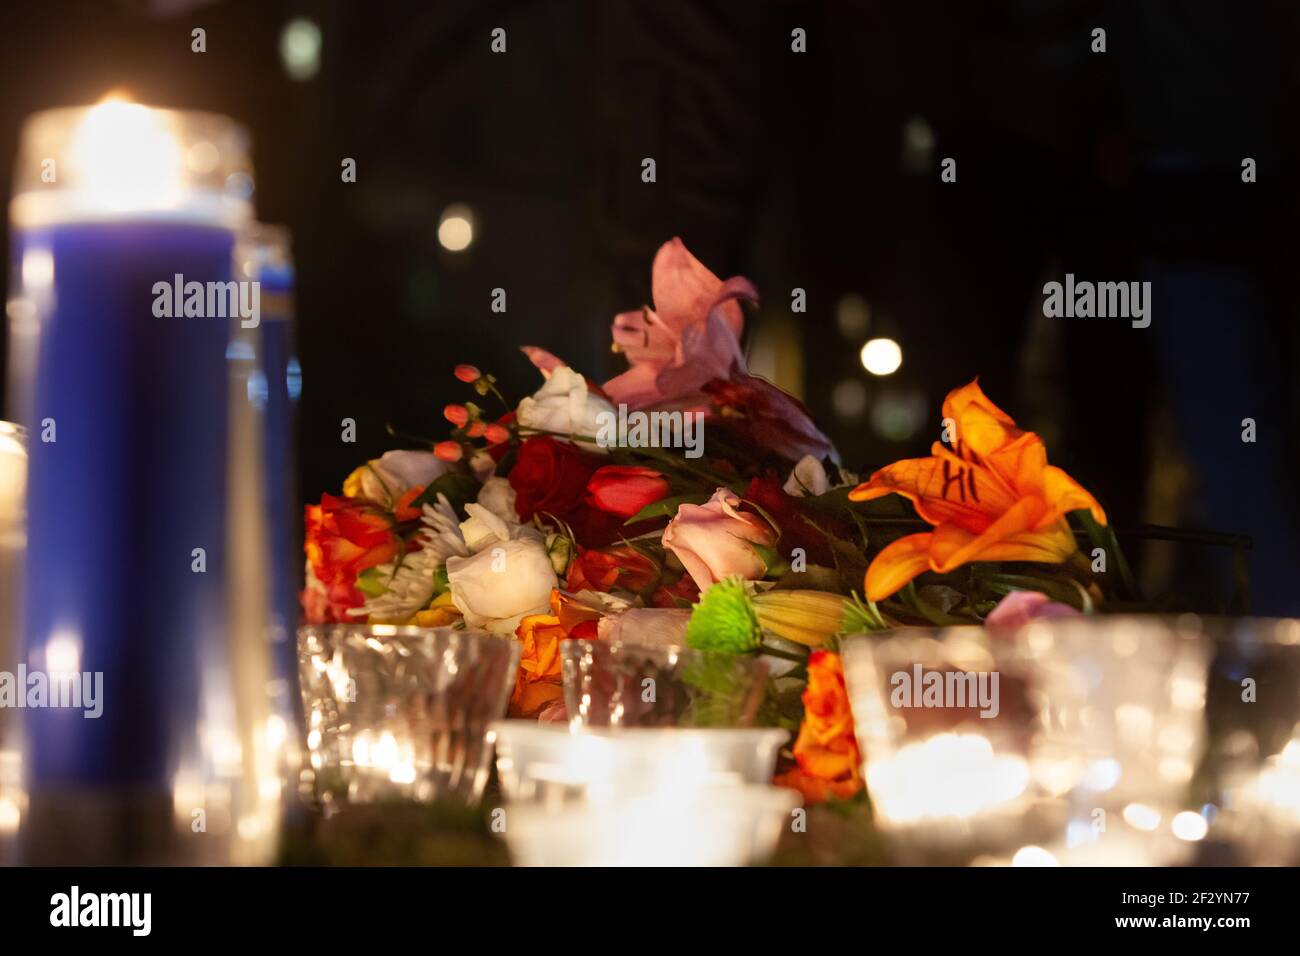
xmin=842 ymin=627 xmax=1079 ymax=862
xmin=489 ymin=720 xmax=788 ymax=809
xmin=1018 ymin=615 xmax=1212 ymax=865
xmin=561 ymin=638 xmax=770 ymax=728
xmin=0 ymin=422 xmax=25 ymax=863
xmin=1203 ymin=617 xmax=1300 ymax=864
xmin=297 ymin=625 xmax=518 ymax=811
xmin=502 ymin=784 xmax=798 ymax=866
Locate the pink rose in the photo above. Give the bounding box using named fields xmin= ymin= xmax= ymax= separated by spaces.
xmin=661 ymin=488 xmax=776 ymax=591
xmin=984 ymin=590 xmax=1081 ymax=633
xmin=537 ymin=699 xmax=569 ymax=724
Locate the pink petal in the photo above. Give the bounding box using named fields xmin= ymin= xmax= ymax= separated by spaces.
xmin=655 ymin=312 xmax=746 ymax=401
xmin=520 ymin=345 xmax=568 ymax=378
xmin=611 ymin=307 xmax=678 ymax=367
xmin=601 ymin=362 xmax=666 ymax=410
xmin=707 ymin=274 xmax=761 ymax=341
xmin=651 ymin=238 xmax=754 ymax=341
xmin=984 ymin=590 xmax=1081 ymax=632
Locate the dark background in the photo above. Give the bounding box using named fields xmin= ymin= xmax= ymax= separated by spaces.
xmin=3 ymin=0 xmax=1299 ymax=613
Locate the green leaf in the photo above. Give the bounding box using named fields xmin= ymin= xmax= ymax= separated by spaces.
xmin=407 ymin=470 xmax=481 ymax=517
xmin=901 ymin=581 xmax=970 ymax=626
xmin=356 ymin=566 xmax=390 ymax=598
xmin=431 ymin=565 xmax=449 ymax=597
xmin=1075 ymin=509 xmax=1139 ymax=601
xmin=841 ymin=592 xmax=887 ymax=634
xmin=623 ymin=493 xmax=709 ymax=525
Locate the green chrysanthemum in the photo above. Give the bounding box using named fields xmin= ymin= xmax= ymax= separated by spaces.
xmin=685 ymin=577 xmax=760 ymax=653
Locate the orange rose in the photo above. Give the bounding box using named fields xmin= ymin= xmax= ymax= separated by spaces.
xmin=549 ymin=589 xmax=603 ymax=640
xmin=303 ymin=493 xmax=401 ymax=622
xmin=774 ymin=650 xmax=864 ymax=803
xmin=510 ymin=613 xmax=567 ymax=718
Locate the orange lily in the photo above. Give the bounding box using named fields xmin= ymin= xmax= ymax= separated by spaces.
xmin=849 ymin=380 xmax=1107 ymax=601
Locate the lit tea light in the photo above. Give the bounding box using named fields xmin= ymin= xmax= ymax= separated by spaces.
xmin=491 ymin=723 xmax=787 ymax=809
xmin=1246 ymin=738 xmax=1300 ymax=819
xmin=350 ymin=730 xmax=418 ymax=786
xmin=1171 ymin=810 xmax=1209 ymax=842
xmin=504 ymin=784 xmax=798 ymax=866
xmin=865 ymin=732 xmax=1030 ymax=825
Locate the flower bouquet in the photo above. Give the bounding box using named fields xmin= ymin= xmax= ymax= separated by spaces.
xmin=303 ymin=238 xmax=1148 ymax=804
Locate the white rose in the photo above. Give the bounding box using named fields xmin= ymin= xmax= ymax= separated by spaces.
xmin=458 ymin=477 xmax=534 ymax=551
xmin=446 ymin=537 xmax=557 ymax=634
xmin=476 ymin=476 xmax=517 ymax=522
xmin=782 ymin=455 xmax=830 ymax=498
xmin=459 ymin=502 xmax=542 ymax=552
xmin=353 ymin=449 xmax=450 ymax=504
xmin=516 ymin=366 xmax=614 ymax=445
xmin=468 ymin=449 xmax=498 ymax=483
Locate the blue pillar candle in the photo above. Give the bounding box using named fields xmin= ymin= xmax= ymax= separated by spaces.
xmin=7 ymin=101 xmax=281 ymax=862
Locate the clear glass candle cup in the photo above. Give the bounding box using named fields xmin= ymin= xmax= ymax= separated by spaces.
xmin=561 ymin=638 xmax=770 ymax=729
xmin=298 ymin=625 xmax=518 ymax=811
xmin=1019 ymin=615 xmax=1213 ymax=865
xmin=842 ymin=627 xmax=1078 ymax=863
xmin=1201 ymin=617 xmax=1300 ymax=865
xmin=842 ymin=616 xmax=1214 ymax=866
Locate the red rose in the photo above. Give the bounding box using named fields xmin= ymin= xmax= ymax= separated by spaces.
xmin=566 ymin=544 xmax=661 ymax=595
xmin=583 ymin=465 xmax=670 ymax=519
xmin=650 ymin=572 xmax=700 ymax=608
xmin=508 ymin=436 xmax=600 ymax=521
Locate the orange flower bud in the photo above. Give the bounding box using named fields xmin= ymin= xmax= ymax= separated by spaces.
xmin=434 ymin=441 xmax=463 ymax=462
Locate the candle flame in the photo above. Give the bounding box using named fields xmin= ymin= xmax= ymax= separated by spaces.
xmin=70 ymin=100 xmax=183 ymax=212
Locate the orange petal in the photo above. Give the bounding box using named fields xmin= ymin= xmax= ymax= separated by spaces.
xmin=942 ymin=380 xmax=1024 ymax=458
xmin=1042 ymin=465 xmax=1107 ymax=526
xmin=865 ymin=532 xmax=935 ymax=601
xmin=928 ymin=507 xmax=1077 ymax=572
xmin=510 ymin=680 xmax=564 ymax=719
xmin=849 ymin=453 xmax=1008 ymax=534
xmin=979 ymin=431 xmax=1049 ymax=497
xmin=393 ymin=485 xmax=425 ymax=522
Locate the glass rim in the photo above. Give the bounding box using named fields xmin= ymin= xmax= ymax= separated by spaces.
xmin=489 ymin=719 xmax=787 ymax=744
xmin=842 ymin=613 xmax=1300 ymax=643
xmin=297 ymin=622 xmax=507 ymax=646
xmin=560 ymin=635 xmax=769 ymax=663
xmin=506 ymin=782 xmax=799 ymax=823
